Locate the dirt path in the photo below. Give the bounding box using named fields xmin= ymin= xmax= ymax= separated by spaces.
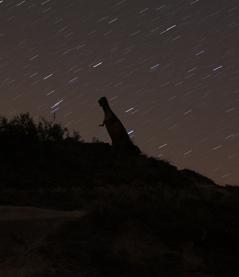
xmin=0 ymin=206 xmax=86 ymax=221
xmin=0 ymin=206 xmax=86 ymax=276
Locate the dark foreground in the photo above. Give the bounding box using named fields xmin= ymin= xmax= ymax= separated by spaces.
xmin=0 ymin=114 xmax=238 ymax=276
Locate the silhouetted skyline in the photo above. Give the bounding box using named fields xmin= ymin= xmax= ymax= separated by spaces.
xmin=0 ymin=0 xmax=238 ymax=185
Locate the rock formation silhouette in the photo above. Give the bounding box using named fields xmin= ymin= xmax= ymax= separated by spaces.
xmin=98 ymin=97 xmax=141 ymax=154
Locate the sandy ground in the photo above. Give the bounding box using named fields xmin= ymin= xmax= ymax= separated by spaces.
xmin=0 ymin=206 xmax=86 ymax=277
xmin=0 ymin=206 xmax=212 ymax=277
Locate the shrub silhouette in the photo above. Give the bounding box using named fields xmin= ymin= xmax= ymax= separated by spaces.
xmin=0 ymin=113 xmax=82 ymax=150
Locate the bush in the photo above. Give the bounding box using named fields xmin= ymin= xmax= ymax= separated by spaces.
xmin=0 ymin=113 xmax=81 ymax=146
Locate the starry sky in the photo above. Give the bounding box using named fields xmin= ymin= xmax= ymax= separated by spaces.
xmin=0 ymin=0 xmax=238 ymax=185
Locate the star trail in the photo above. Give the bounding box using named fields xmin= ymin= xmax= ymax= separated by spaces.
xmin=0 ymin=0 xmax=238 ymax=185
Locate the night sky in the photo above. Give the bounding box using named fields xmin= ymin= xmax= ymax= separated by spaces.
xmin=0 ymin=0 xmax=238 ymax=185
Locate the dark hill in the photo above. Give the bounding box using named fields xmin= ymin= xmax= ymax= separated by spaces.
xmin=0 ymin=113 xmax=238 ymax=277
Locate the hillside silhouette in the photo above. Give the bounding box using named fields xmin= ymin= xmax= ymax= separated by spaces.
xmin=0 ymin=113 xmax=238 ymax=277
